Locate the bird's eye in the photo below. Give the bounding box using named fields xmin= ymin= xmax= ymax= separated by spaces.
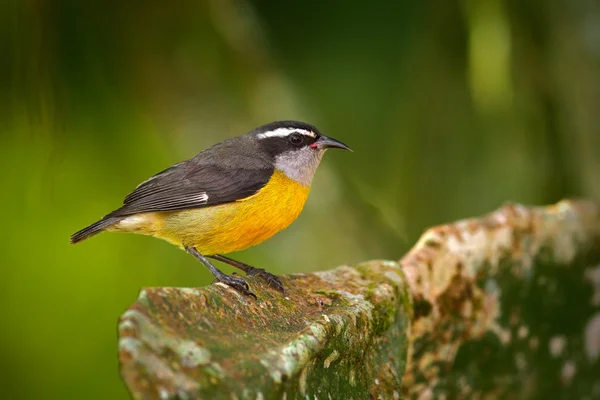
xmin=289 ymin=133 xmax=304 ymax=146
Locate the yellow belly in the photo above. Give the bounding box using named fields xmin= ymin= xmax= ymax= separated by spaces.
xmin=119 ymin=170 xmax=311 ymax=255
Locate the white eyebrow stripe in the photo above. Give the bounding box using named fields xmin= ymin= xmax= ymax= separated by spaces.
xmin=257 ymin=128 xmax=315 ymax=139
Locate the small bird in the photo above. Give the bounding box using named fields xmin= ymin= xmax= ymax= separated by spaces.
xmin=71 ymin=121 xmax=351 ymax=296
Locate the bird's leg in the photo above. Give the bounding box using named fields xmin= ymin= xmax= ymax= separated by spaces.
xmin=209 ymin=254 xmax=284 ymax=293
xmin=185 ymin=246 xmax=256 ymax=298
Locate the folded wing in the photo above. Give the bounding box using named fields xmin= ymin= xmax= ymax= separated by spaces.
xmin=110 ymin=161 xmax=274 ymax=217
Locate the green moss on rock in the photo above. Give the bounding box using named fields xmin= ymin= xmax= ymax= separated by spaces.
xmin=119 ymin=261 xmax=411 ymax=400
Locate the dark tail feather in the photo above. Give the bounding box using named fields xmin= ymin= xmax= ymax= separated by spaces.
xmin=70 ymin=216 xmax=120 ymax=244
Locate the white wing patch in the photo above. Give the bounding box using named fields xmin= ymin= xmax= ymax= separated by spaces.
xmin=164 ymin=192 xmax=209 ymax=204
xmin=118 ymin=215 xmax=148 ymax=228
xmin=257 ymin=128 xmax=315 ymax=139
xmin=189 ymin=193 xmax=209 ymax=203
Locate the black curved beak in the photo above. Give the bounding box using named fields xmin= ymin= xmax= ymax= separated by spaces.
xmin=315 ymin=135 xmax=353 ymax=151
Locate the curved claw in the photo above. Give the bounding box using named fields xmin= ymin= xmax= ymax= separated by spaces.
xmin=247 ymin=268 xmax=285 ymax=293
xmin=217 ymin=274 xmax=256 ymax=298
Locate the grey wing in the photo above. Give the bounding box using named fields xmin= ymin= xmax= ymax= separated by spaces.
xmin=108 ymin=161 xmax=274 ymax=217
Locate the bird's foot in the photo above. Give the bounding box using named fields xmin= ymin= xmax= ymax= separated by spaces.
xmin=246 ymin=267 xmax=284 ymax=293
xmin=215 ymin=274 xmax=256 ymax=299
xmin=206 ymin=254 xmax=285 ymax=294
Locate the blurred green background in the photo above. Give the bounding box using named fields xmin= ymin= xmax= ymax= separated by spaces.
xmin=2 ymin=0 xmax=599 ymax=398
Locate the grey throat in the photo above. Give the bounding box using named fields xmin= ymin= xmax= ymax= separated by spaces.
xmin=274 ymin=147 xmax=325 ymax=186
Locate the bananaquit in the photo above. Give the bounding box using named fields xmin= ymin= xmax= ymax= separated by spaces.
xmin=70 ymin=121 xmax=351 ymax=296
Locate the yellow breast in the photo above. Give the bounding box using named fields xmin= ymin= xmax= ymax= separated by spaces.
xmin=154 ymin=170 xmax=311 ymax=255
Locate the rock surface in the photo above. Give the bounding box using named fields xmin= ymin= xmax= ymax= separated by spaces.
xmin=118 ymin=200 xmax=600 ymax=399
xmin=402 ymin=200 xmax=600 ymax=398
xmin=118 ymin=261 xmax=412 ymax=400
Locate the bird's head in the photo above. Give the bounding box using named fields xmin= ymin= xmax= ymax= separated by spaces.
xmin=252 ymin=121 xmax=351 ymax=186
